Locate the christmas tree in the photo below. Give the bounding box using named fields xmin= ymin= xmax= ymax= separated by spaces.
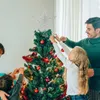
xmin=22 ymin=29 xmax=66 ymax=100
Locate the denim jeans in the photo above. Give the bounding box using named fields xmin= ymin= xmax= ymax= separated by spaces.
xmin=67 ymin=95 xmax=88 ymax=100
xmin=88 ymin=90 xmax=100 ymax=100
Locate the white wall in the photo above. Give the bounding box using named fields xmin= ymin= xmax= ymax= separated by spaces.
xmin=0 ymin=0 xmax=54 ymax=73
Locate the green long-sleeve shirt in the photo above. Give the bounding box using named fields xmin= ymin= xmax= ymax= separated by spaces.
xmin=64 ymin=37 xmax=100 ymax=91
xmin=8 ymin=74 xmax=23 ymax=100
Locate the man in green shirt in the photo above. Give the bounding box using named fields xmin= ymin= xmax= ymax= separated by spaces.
xmin=59 ymin=17 xmax=100 ymax=100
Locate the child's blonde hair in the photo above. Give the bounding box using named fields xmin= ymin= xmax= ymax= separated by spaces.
xmin=70 ymin=46 xmax=89 ymax=94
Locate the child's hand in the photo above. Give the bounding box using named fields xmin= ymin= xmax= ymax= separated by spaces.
xmin=13 ymin=68 xmax=19 ymax=74
xmin=19 ymin=67 xmax=24 ymax=75
xmin=0 ymin=90 xmax=9 ymax=100
xmin=54 ymin=34 xmax=60 ymax=42
xmin=9 ymin=68 xmax=19 ymax=79
xmin=50 ymin=35 xmax=56 ymax=43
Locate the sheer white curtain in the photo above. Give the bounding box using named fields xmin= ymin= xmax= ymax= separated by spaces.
xmin=54 ymin=0 xmax=83 ymax=41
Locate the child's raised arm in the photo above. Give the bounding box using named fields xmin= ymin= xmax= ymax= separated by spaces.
xmin=53 ymin=34 xmax=70 ymax=55
xmin=50 ymin=35 xmax=70 ymax=68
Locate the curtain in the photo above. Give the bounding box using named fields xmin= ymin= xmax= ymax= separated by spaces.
xmin=54 ymin=0 xmax=83 ymax=41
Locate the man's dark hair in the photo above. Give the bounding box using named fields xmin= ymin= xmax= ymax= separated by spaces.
xmin=0 ymin=43 xmax=5 ymax=54
xmin=0 ymin=74 xmax=13 ymax=92
xmin=85 ymin=17 xmax=100 ymax=30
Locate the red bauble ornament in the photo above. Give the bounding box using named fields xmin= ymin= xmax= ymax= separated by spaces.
xmin=43 ymin=87 xmax=47 ymax=91
xmin=54 ymin=68 xmax=59 ymax=72
xmin=36 ymin=66 xmax=41 ymax=70
xmin=40 ymin=40 xmax=45 ymax=44
xmin=31 ymin=52 xmax=37 ymax=56
xmin=23 ymin=95 xmax=28 ymax=100
xmin=61 ymin=48 xmax=64 ymax=52
xmin=34 ymin=88 xmax=39 ymax=93
xmin=49 ymin=51 xmax=54 ymax=55
xmin=53 ymin=55 xmax=57 ymax=58
xmin=21 ymin=90 xmax=24 ymax=94
xmin=43 ymin=57 xmax=49 ymax=63
xmin=28 ymin=65 xmax=31 ymax=69
xmin=59 ymin=62 xmax=63 ymax=66
xmin=20 ymin=86 xmax=28 ymax=100
xmin=45 ymin=77 xmax=50 ymax=82
xmin=44 ymin=58 xmax=49 ymax=63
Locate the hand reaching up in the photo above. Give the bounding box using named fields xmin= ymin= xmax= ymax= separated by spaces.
xmin=50 ymin=35 xmax=56 ymax=43
xmin=0 ymin=90 xmax=9 ymax=100
xmin=60 ymin=36 xmax=67 ymax=42
xmin=53 ymin=34 xmax=60 ymax=42
xmin=9 ymin=67 xmax=24 ymax=79
xmin=18 ymin=67 xmax=24 ymax=75
xmin=9 ymin=68 xmax=19 ymax=79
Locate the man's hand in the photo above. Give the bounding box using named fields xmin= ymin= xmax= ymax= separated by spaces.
xmin=0 ymin=91 xmax=9 ymax=100
xmin=88 ymin=69 xmax=94 ymax=78
xmin=60 ymin=36 xmax=67 ymax=42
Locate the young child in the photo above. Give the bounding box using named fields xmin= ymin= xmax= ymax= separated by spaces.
xmin=50 ymin=35 xmax=89 ymax=100
xmin=0 ymin=67 xmax=24 ymax=100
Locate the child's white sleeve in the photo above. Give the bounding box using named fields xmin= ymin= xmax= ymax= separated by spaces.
xmin=59 ymin=41 xmax=70 ymax=55
xmin=53 ymin=43 xmax=68 ymax=67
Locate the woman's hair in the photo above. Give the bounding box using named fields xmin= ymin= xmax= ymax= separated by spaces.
xmin=0 ymin=74 xmax=13 ymax=92
xmin=70 ymin=46 xmax=89 ymax=94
